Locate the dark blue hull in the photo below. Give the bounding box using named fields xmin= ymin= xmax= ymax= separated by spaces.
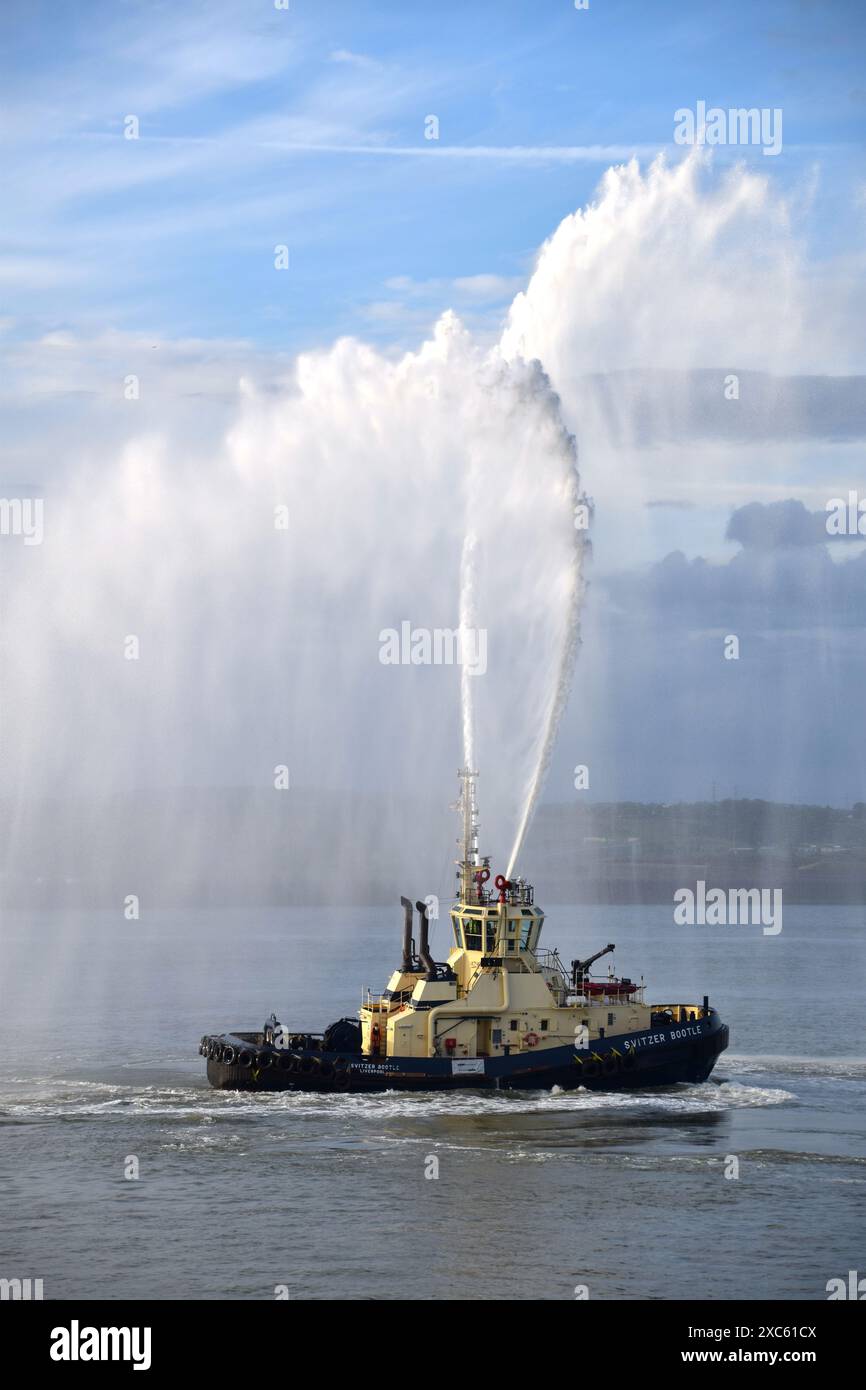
xmin=202 ymin=1011 xmax=729 ymax=1093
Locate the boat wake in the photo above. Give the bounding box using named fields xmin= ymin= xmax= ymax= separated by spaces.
xmin=0 ymin=1075 xmax=794 ymax=1125
xmin=723 ymin=1054 xmax=866 ymax=1081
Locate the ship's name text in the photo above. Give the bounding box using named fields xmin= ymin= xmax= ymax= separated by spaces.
xmin=624 ymin=1025 xmax=704 ymax=1051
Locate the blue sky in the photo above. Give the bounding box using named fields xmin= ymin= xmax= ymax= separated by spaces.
xmin=2 ymin=0 xmax=865 ymax=353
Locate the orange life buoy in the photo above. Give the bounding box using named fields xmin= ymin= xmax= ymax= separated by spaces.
xmin=525 ymin=1031 xmax=540 ymax=1047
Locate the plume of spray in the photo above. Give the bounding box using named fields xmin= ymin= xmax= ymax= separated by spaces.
xmin=0 ymin=313 xmax=587 ymax=900
xmin=0 ymin=148 xmax=825 ymax=916
xmin=498 ymin=148 xmax=847 ymax=827
xmin=458 ymin=531 xmax=480 ymax=777
xmin=499 ymin=149 xmax=826 ymax=529
xmin=506 ymin=508 xmax=585 ymax=878
xmin=458 ymin=439 xmax=586 ymax=880
xmin=501 ymin=150 xmax=806 ymax=382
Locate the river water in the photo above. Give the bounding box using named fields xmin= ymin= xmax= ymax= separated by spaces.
xmin=1 ymin=904 xmax=863 ymax=1300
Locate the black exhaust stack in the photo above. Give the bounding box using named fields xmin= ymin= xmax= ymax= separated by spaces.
xmin=400 ymin=896 xmax=415 ymax=973
xmin=416 ymin=900 xmax=437 ymax=981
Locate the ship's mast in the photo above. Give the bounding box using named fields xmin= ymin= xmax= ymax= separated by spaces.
xmin=455 ymin=767 xmax=487 ymax=904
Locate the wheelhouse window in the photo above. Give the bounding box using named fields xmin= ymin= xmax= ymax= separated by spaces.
xmin=464 ymin=917 xmax=482 ymax=951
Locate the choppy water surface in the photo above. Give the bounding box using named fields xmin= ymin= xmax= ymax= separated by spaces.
xmin=0 ymin=905 xmax=864 ymax=1300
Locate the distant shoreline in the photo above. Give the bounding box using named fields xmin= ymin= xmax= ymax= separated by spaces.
xmin=1 ymin=792 xmax=863 ymax=909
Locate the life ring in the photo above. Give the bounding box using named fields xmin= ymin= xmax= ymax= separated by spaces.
xmin=524 ymin=1032 xmax=540 ymax=1048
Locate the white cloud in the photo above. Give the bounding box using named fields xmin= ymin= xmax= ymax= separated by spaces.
xmin=0 ymin=255 xmax=88 ymax=289
xmin=452 ymin=274 xmax=522 ymax=301
xmin=329 ymin=49 xmax=378 ymax=69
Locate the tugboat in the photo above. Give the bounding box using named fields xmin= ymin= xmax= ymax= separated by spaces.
xmin=200 ymin=769 xmax=728 ymax=1093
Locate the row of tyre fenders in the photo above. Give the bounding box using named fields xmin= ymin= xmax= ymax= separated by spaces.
xmin=200 ymin=1036 xmax=352 ymax=1085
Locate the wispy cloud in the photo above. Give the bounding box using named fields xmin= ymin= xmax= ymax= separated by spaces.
xmin=329 ymin=49 xmax=378 ymax=69
xmin=250 ymin=140 xmax=655 ymax=163
xmin=383 ymin=273 xmax=522 ymax=301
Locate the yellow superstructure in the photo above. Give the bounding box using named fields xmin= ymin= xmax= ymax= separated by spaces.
xmin=358 ymin=771 xmax=708 ymax=1063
